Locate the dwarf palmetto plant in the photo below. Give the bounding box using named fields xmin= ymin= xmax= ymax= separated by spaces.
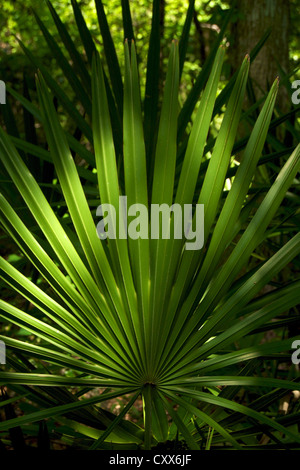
xmin=0 ymin=1 xmax=300 ymax=451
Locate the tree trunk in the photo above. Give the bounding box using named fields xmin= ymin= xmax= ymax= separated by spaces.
xmin=229 ymin=0 xmax=290 ymax=112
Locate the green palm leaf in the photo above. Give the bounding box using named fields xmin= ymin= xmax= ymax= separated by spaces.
xmin=1 ymin=4 xmax=299 ymax=449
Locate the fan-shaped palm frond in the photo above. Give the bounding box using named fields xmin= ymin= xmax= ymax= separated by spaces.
xmin=0 ymin=3 xmax=300 ymax=451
